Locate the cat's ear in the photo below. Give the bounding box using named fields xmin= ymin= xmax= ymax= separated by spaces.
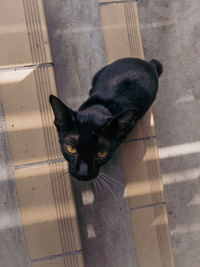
xmin=104 ymin=109 xmax=137 ymax=140
xmin=49 ymin=95 xmax=76 ymax=130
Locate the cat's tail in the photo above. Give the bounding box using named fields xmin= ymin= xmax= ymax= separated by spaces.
xmin=150 ymin=59 xmax=163 ymax=77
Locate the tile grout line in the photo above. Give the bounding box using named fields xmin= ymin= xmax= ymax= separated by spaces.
xmin=1 ymin=1 xmax=82 ymax=266
xmin=100 ymin=0 xmax=137 ymax=6
xmin=22 ymin=1 xmax=79 ymax=260
xmin=14 ymin=158 xmax=66 ymax=170
xmin=31 ymin=249 xmax=83 ymax=263
xmin=145 ymin=138 xmax=164 ymax=204
xmin=101 ymin=1 xmax=174 ymax=266
xmin=13 ymin=137 xmax=157 ymax=171
xmin=0 ymin=62 xmax=54 ymax=73
xmin=130 ymin=201 xmax=166 ymax=211
xmin=154 ymin=205 xmax=170 ymax=265
xmin=124 ymin=135 xmax=156 ymax=143
xmin=28 ymin=10 xmax=81 ymax=252
xmin=24 ymin=0 xmax=76 ymax=252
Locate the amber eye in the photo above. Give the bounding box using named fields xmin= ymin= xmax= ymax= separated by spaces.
xmin=97 ymin=150 xmax=108 ymax=158
xmin=65 ymin=144 xmax=77 ymax=154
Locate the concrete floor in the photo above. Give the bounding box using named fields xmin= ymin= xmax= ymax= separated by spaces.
xmin=44 ymin=1 xmax=138 ymax=266
xmin=138 ymin=0 xmax=200 ymax=266
xmin=0 ymin=0 xmax=200 ymax=266
xmin=0 ymin=98 xmax=30 ymax=266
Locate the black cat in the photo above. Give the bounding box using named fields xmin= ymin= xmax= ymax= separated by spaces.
xmin=50 ymin=57 xmax=162 ymax=181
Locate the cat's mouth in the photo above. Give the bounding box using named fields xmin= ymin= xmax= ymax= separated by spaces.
xmin=72 ymin=174 xmax=95 ymax=182
xmin=69 ymin=167 xmax=98 ymax=182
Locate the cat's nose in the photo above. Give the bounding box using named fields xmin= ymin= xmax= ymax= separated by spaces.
xmin=77 ymin=162 xmax=88 ymax=179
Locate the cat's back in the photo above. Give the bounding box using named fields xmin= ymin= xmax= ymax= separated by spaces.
xmin=95 ymin=58 xmax=157 ymax=88
xmin=90 ymin=58 xmax=159 ymax=114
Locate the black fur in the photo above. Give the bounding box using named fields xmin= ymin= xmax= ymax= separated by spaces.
xmin=49 ymin=57 xmax=162 ymax=181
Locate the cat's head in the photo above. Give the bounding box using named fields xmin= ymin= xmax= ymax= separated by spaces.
xmin=49 ymin=95 xmax=136 ymax=181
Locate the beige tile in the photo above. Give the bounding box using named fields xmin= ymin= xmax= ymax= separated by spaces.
xmin=131 ymin=205 xmax=174 ymax=267
xmin=100 ymin=2 xmax=155 ymax=139
xmin=0 ymin=67 xmax=62 ymax=165
xmin=99 ymin=0 xmax=125 ymax=2
xmin=32 ymin=253 xmax=85 ymax=267
xmin=64 ymin=253 xmax=85 ymax=267
xmin=0 ymin=0 xmax=52 ymax=68
xmin=15 ymin=162 xmax=82 ymax=260
xmin=100 ymin=2 xmax=144 ymax=63
xmin=125 ymin=109 xmax=156 ymax=142
xmin=121 ymin=139 xmax=164 ymax=208
xmin=100 ymin=3 xmax=131 ymax=63
xmin=32 ymin=258 xmax=65 ymax=267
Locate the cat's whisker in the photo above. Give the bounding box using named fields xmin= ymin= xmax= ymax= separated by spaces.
xmin=99 ymin=172 xmax=123 ymax=186
xmin=96 ymin=178 xmax=103 ymax=198
xmin=101 ymin=177 xmax=113 ymax=194
xmin=97 ymin=177 xmax=107 ymax=193
xmin=98 ymin=176 xmax=116 ymax=200
xmin=93 ymin=179 xmax=97 ymax=193
xmin=102 ymin=178 xmax=115 ymax=199
xmin=92 ymin=179 xmax=98 ymax=201
xmin=101 ymin=173 xmax=122 ymax=184
xmin=107 ymin=178 xmax=123 ymax=189
xmin=100 ymin=176 xmax=117 ymax=189
xmin=100 ymin=174 xmax=118 ymax=188
xmin=94 ymin=179 xmax=100 ymax=202
xmin=99 ymin=172 xmax=117 ymax=182
xmin=97 ymin=177 xmax=107 ymax=196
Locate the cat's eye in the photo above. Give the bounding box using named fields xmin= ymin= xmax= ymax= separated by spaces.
xmin=65 ymin=144 xmax=77 ymax=154
xmin=97 ymin=150 xmax=108 ymax=158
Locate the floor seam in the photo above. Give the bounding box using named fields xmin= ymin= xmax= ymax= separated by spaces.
xmin=100 ymin=0 xmax=137 ymax=6
xmin=0 ymin=63 xmax=54 ymax=73
xmin=31 ymin=249 xmax=83 ymax=263
xmin=130 ymin=201 xmax=166 ymax=211
xmin=14 ymin=158 xmax=66 ymax=170
xmin=124 ymin=135 xmax=156 ymax=143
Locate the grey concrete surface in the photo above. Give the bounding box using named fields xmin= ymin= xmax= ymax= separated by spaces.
xmin=44 ymin=1 xmax=138 ymax=266
xmin=1 ymin=0 xmax=199 ymax=266
xmin=44 ymin=0 xmax=107 ymax=110
xmin=0 ymin=96 xmax=31 ymax=267
xmin=71 ymin=150 xmax=137 ymax=267
xmin=138 ymin=1 xmax=200 ymax=266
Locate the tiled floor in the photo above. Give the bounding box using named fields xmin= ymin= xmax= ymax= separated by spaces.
xmin=138 ymin=1 xmax=200 ymax=266
xmin=1 ymin=0 xmax=198 ymax=266
xmin=44 ymin=1 xmax=174 ymax=266
xmin=0 ymin=1 xmax=83 ymax=266
xmin=0 ymin=0 xmax=174 ymax=266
